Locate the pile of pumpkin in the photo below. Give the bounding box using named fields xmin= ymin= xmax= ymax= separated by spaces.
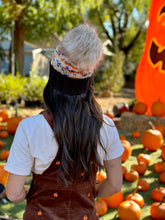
xmin=95 ymin=109 xmax=165 ymax=219
xmin=132 ymin=99 xmax=165 ymax=117
xmin=0 ymin=109 xmax=25 ymax=187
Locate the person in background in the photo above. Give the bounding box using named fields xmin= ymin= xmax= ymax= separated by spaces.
xmin=5 ymin=23 xmax=124 ymax=220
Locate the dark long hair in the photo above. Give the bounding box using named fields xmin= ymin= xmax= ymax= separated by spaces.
xmin=43 ymin=70 xmax=104 ymax=187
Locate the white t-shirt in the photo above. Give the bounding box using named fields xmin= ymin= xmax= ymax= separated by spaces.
xmin=5 ymin=114 xmax=124 ymax=176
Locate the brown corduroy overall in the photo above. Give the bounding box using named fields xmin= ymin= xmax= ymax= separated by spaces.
xmin=23 ymin=111 xmax=99 ymax=220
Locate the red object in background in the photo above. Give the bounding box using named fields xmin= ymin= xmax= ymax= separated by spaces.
xmin=113 ymin=103 xmax=129 ymax=117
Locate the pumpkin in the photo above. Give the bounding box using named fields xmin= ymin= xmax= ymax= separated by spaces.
xmin=133 ymin=160 xmax=147 ymax=175
xmin=122 ymin=165 xmax=127 ymax=177
xmin=150 ymin=196 xmax=165 ymax=220
xmin=137 ymin=179 xmax=150 ymax=192
xmin=121 ymin=140 xmax=132 ymax=162
xmin=161 ymin=145 xmax=165 ymax=161
xmin=155 ymin=161 xmax=165 ymax=173
xmin=101 ymin=191 xmax=124 ymax=209
xmin=0 ymin=140 xmax=4 ymax=149
xmin=135 ymin=0 xmax=165 ymax=110
xmin=124 ymin=170 xmax=139 ymax=182
xmin=160 ymin=172 xmax=165 ymax=184
xmin=137 ymin=152 xmax=151 ymax=166
xmin=119 ymin=136 xmax=126 ymax=141
xmin=0 ymin=125 xmax=7 ymax=131
xmin=7 ymin=116 xmax=23 ymax=134
xmin=142 ymin=128 xmax=163 ymax=151
xmin=0 ymin=150 xmax=10 ymax=161
xmin=96 ymin=170 xmax=106 ymax=183
xmin=132 ymin=102 xmax=147 ymax=115
xmin=151 ymin=99 xmax=165 ymax=117
xmin=125 ymin=186 xmax=144 ymax=208
xmin=0 ymin=110 xmax=10 ymax=122
xmin=0 ymin=116 xmax=3 ymax=123
xmin=118 ymin=200 xmax=141 ymax=220
xmin=151 ymin=179 xmax=165 ymax=202
xmin=0 ymin=164 xmax=9 ymax=186
xmin=154 ymin=123 xmax=165 ymax=137
xmin=132 ymin=131 xmax=140 ymax=138
xmin=0 ymin=130 xmax=9 ymax=139
xmin=95 ymin=198 xmax=108 ymax=216
xmin=104 ymin=111 xmax=114 ymax=120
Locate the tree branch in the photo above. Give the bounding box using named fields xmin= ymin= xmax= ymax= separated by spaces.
xmin=98 ymin=15 xmax=112 ymax=42
xmin=122 ymin=28 xmax=142 ymax=54
xmin=18 ymin=0 xmax=32 ymax=20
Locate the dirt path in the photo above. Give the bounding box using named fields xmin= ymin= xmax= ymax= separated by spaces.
xmin=96 ymin=88 xmax=135 ymax=113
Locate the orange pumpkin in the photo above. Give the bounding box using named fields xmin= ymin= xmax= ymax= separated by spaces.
xmin=137 ymin=179 xmax=150 ymax=192
xmin=0 ymin=110 xmax=10 ymax=122
xmin=150 ymin=196 xmax=165 ymax=220
xmin=151 ymin=179 xmax=165 ymax=202
xmin=161 ymin=145 xmax=165 ymax=161
xmin=160 ymin=172 xmax=165 ymax=184
xmin=7 ymin=116 xmax=24 ymax=134
xmin=155 ymin=161 xmax=165 ymax=173
xmin=151 ymin=99 xmax=165 ymax=117
xmin=104 ymin=111 xmax=114 ymax=120
xmin=132 ymin=131 xmax=141 ymax=138
xmin=118 ymin=200 xmax=141 ymax=220
xmin=154 ymin=123 xmax=165 ymax=136
xmin=142 ymin=128 xmax=163 ymax=151
xmin=122 ymin=165 xmax=127 ymax=177
xmin=133 ymin=160 xmax=147 ymax=175
xmin=135 ymin=0 xmax=165 ymax=110
xmin=125 ymin=186 xmax=144 ymax=208
xmin=132 ymin=102 xmax=147 ymax=115
xmin=101 ymin=191 xmax=124 ymax=209
xmin=96 ymin=170 xmax=106 ymax=183
xmin=0 ymin=140 xmax=4 ymax=149
xmin=124 ymin=170 xmax=139 ymax=182
xmin=137 ymin=152 xmax=151 ymax=166
xmin=119 ymin=136 xmax=126 ymax=141
xmin=95 ymin=198 xmax=108 ymax=216
xmin=0 ymin=130 xmax=9 ymax=139
xmin=0 ymin=150 xmax=10 ymax=161
xmin=121 ymin=140 xmax=132 ymax=162
xmin=0 ymin=164 xmax=9 ymax=186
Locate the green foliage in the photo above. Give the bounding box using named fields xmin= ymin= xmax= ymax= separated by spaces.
xmin=100 ymin=51 xmax=125 ymax=92
xmin=23 ymin=69 xmax=48 ymax=102
xmin=0 ymin=73 xmax=25 ymax=103
xmin=0 ymin=72 xmax=48 ymax=103
xmin=88 ymin=0 xmax=152 ymax=76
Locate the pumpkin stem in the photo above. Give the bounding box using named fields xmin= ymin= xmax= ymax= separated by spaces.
xmin=156 ymin=178 xmax=160 ymax=190
xmin=95 ymin=197 xmax=100 ymax=203
xmin=160 ymin=195 xmax=165 ymax=205
xmin=148 ymin=121 xmax=155 ymax=130
xmin=133 ymin=186 xmax=141 ymax=195
xmin=144 ymin=149 xmax=148 ymax=154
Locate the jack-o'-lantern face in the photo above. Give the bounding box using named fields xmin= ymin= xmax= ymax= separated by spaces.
xmin=135 ymin=0 xmax=165 ymax=109
xmin=149 ymin=5 xmax=165 ymax=73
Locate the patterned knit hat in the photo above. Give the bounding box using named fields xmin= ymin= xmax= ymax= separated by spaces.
xmin=49 ymin=24 xmax=103 ymax=95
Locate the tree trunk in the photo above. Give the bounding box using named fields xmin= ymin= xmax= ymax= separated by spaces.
xmin=14 ymin=21 xmax=24 ymax=76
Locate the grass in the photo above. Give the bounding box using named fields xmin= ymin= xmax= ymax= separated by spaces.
xmin=0 ymin=128 xmax=164 ymax=219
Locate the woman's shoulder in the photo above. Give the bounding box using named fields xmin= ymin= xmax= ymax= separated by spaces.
xmin=102 ymin=114 xmax=115 ymax=127
xmin=19 ymin=114 xmax=44 ymax=131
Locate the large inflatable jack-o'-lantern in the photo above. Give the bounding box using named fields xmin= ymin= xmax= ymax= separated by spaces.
xmin=135 ymin=0 xmax=165 ymax=114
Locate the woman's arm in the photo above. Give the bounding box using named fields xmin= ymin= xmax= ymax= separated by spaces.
xmin=96 ymin=156 xmax=123 ymax=198
xmin=6 ymin=173 xmax=28 ymax=203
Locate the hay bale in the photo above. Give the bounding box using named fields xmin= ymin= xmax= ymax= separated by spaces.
xmin=119 ymin=112 xmax=165 ymax=134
